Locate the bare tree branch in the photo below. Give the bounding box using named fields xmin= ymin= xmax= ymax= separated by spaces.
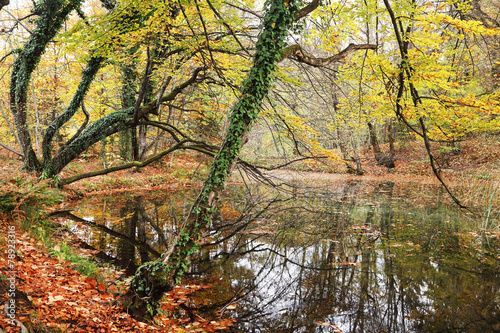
xmin=2 ymin=9 xmax=34 ymax=34
xmin=0 ymin=102 xmax=21 ymax=149
xmin=0 ymin=51 xmax=13 ymax=64
xmin=207 ymin=0 xmax=253 ymax=57
xmin=138 ymin=67 xmax=206 ymax=119
xmin=224 ymin=1 xmax=262 ymax=18
xmin=0 ymin=142 xmax=23 ymax=156
xmin=279 ymin=43 xmax=378 ymax=67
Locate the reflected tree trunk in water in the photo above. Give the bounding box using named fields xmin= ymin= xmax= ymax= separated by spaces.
xmin=379 ymin=181 xmax=394 ymax=238
xmin=117 ymin=202 xmax=138 ymax=271
xmin=136 ymin=198 xmax=151 ymax=263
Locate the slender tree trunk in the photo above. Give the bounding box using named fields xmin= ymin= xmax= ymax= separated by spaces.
xmin=120 ymin=0 xmax=299 ymax=320
xmin=120 ymin=59 xmax=138 ymax=161
xmin=387 ymin=119 xmax=395 ymax=158
xmin=31 ymin=78 xmax=41 ymax=157
xmin=367 ymin=121 xmax=381 ymax=156
xmin=137 ymin=124 xmax=148 ymax=161
xmin=368 ymin=121 xmax=395 ymax=169
xmin=350 ymin=136 xmax=364 ymax=175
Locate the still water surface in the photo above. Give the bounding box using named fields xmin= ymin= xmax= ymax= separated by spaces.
xmin=57 ymin=179 xmax=500 ymax=332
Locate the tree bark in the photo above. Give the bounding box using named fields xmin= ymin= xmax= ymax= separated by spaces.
xmin=0 ymin=0 xmax=9 ymax=11
xmin=367 ymin=121 xmax=381 ymax=156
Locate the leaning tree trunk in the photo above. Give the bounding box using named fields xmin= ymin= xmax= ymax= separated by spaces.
xmin=120 ymin=0 xmax=299 ymax=320
xmin=9 ymin=0 xmax=84 ymax=171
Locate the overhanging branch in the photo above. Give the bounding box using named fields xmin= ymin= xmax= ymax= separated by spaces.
xmin=59 ymin=139 xmax=188 ymax=186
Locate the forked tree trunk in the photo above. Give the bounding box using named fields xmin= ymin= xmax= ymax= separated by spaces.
xmin=120 ymin=0 xmax=299 ymax=320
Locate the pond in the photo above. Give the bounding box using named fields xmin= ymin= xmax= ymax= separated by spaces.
xmin=53 ymin=178 xmax=500 ymax=332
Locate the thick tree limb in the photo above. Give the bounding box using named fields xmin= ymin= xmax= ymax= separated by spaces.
xmin=0 ymin=0 xmax=9 ymax=11
xmin=46 ymin=64 xmax=204 ymax=178
xmin=42 ymin=56 xmax=104 ymax=172
xmin=295 ymin=0 xmax=321 ymax=21
xmin=49 ymin=108 xmax=134 ymax=177
xmin=57 ymin=99 xmax=90 ymax=154
xmin=279 ymin=43 xmax=378 ymax=67
xmin=59 ymin=140 xmax=187 ymax=186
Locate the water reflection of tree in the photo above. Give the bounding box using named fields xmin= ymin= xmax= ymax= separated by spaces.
xmin=194 ymin=180 xmax=500 ymax=333
xmin=57 ymin=181 xmax=500 ymax=332
xmin=55 ymin=192 xmax=201 ymax=274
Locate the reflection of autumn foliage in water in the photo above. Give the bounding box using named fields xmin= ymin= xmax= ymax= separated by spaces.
xmin=219 ymin=200 xmax=243 ymax=220
xmin=4 ymin=177 xmax=499 ymax=332
xmin=159 ymin=284 xmax=236 ymax=331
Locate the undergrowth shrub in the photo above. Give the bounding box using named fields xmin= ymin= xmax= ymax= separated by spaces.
xmin=0 ymin=172 xmax=64 ymax=215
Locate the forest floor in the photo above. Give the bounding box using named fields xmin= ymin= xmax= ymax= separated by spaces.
xmin=0 ymin=134 xmax=499 ymax=332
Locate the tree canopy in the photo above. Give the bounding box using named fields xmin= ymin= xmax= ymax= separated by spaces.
xmin=1 ymin=0 xmax=499 ymax=184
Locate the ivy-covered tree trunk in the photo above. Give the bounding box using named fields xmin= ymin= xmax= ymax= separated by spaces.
xmin=9 ymin=0 xmax=84 ymax=171
xmin=120 ymin=0 xmax=300 ymax=320
xmin=41 ymin=57 xmax=104 ymax=178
